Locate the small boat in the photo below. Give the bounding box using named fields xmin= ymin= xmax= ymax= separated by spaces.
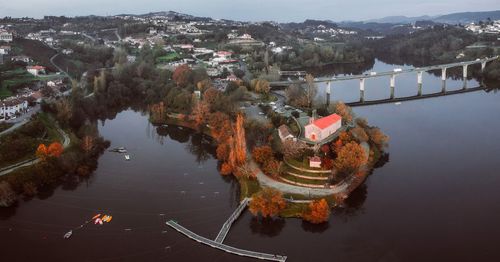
xmin=106 ymin=216 xmax=113 ymax=222
xmin=124 ymin=154 xmax=130 ymax=161
xmin=63 ymin=230 xmax=73 ymax=239
xmin=94 ymin=218 xmax=103 ymax=225
xmin=395 ymin=102 xmax=402 ymax=105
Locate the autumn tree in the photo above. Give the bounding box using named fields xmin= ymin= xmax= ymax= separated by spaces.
xmin=47 ymin=142 xmax=64 ymax=158
xmin=282 ymin=140 xmax=308 ymax=159
xmin=149 ymin=102 xmax=166 ymax=123
xmin=334 ymin=141 xmax=368 ymax=174
xmin=192 ymin=100 xmax=210 ymax=129
xmin=249 ymin=188 xmax=287 ymax=218
xmin=329 ymin=101 xmax=353 ymax=124
xmin=252 ymin=145 xmax=274 ymax=165
xmin=172 ymin=64 xmax=192 ymax=87
xmin=36 ymin=144 xmax=48 ymax=160
xmin=81 ymin=135 xmax=94 ymax=154
xmin=367 ymin=127 xmax=389 ymax=150
xmin=55 ymin=99 xmax=73 ymax=125
xmin=36 ymin=142 xmax=64 ymax=160
xmin=263 ymin=159 xmax=281 ymax=178
xmin=251 ymin=79 xmax=270 ymax=94
xmin=303 ymin=199 xmax=330 ymax=224
xmin=350 ymin=126 xmax=369 ymax=143
xmin=304 ymin=74 xmax=317 ymax=108
xmin=233 ymin=114 xmax=247 ymax=165
xmin=0 ymin=181 xmax=17 ymax=207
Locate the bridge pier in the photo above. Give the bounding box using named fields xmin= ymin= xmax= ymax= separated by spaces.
xmin=390 ymin=75 xmax=395 ymax=99
xmin=481 ymin=61 xmax=487 ymax=71
xmin=441 ymin=67 xmax=447 ymax=81
xmin=326 ymin=81 xmax=331 ymax=106
xmin=417 ymin=71 xmax=423 ymax=96
xmin=359 ymin=78 xmax=365 ymax=102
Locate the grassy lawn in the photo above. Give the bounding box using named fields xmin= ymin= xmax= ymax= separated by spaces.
xmin=156 ymin=52 xmax=181 ymax=63
xmin=281 ymin=164 xmax=330 ymax=178
xmin=239 ymin=177 xmax=261 ymax=199
xmin=280 ymin=202 xmax=308 ymax=218
xmin=280 ymin=172 xmax=328 ymax=186
xmin=0 ymin=86 xmax=13 ymax=99
xmin=0 ymin=113 xmax=60 ymax=168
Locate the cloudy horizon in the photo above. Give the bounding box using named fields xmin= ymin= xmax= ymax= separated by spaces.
xmin=2 ymin=0 xmax=499 ymax=22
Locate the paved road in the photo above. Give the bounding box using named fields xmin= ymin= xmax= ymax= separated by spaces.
xmin=0 ymin=124 xmax=70 ymax=176
xmin=0 ymin=105 xmax=41 ymax=137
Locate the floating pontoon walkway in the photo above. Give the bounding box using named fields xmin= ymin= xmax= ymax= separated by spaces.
xmin=214 ymin=197 xmax=251 ymax=243
xmin=166 ymin=198 xmax=287 ymax=261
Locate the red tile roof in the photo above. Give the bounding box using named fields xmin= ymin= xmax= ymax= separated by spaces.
xmin=27 ymin=65 xmax=45 ymax=70
xmin=312 ymin=113 xmax=341 ymax=130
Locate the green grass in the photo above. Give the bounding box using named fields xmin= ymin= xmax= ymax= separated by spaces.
xmin=156 ymin=52 xmax=181 ymax=63
xmin=281 ymin=164 xmax=330 ymax=178
xmin=280 ymin=202 xmax=308 ymax=218
xmin=239 ymin=177 xmax=261 ymax=199
xmin=280 ymin=172 xmax=328 ymax=186
xmin=0 ymin=86 xmax=13 ymax=99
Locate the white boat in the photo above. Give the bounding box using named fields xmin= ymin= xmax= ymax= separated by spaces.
xmin=124 ymin=154 xmax=130 ymax=161
xmin=395 ymin=102 xmax=402 ymax=105
xmin=63 ymin=230 xmax=73 ymax=239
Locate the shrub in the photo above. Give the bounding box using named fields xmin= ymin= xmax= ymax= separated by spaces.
xmin=0 ymin=181 xmax=17 ymax=207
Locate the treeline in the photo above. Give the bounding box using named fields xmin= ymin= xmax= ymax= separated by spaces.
xmin=370 ymin=25 xmax=496 ymax=66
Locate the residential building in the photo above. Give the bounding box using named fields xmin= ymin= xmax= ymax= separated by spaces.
xmin=27 ymin=65 xmax=46 ymax=76
xmin=309 ymin=156 xmax=322 ymax=168
xmin=0 ymin=29 xmax=13 ymax=42
xmin=304 ymin=113 xmax=342 ymax=142
xmin=278 ymin=124 xmax=294 ymax=141
xmin=0 ymin=98 xmax=28 ymax=118
xmin=0 ymin=45 xmax=11 ymax=54
xmin=11 ymin=55 xmax=32 ymax=63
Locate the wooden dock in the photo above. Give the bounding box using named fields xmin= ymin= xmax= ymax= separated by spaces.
xmin=166 ymin=198 xmax=287 ymax=261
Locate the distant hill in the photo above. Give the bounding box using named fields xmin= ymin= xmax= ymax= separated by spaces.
xmin=366 ymin=15 xmax=434 ymax=24
xmin=366 ymin=10 xmax=500 ymax=25
xmin=433 ymin=10 xmax=500 ymax=24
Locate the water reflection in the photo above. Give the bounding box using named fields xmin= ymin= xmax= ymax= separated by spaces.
xmin=250 ymin=217 xmax=286 ymax=237
xmin=301 ymin=220 xmax=330 ymax=233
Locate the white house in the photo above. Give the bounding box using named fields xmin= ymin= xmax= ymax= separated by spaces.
xmin=0 ymin=98 xmax=28 ymax=118
xmin=27 ymin=65 xmax=46 ymax=76
xmin=11 ymin=55 xmax=32 ymax=63
xmin=304 ymin=113 xmax=342 ymax=142
xmin=309 ymin=156 xmax=322 ymax=168
xmin=0 ymin=29 xmax=13 ymax=42
xmin=278 ymin=124 xmax=294 ymax=141
xmin=0 ymin=45 xmax=11 ymax=54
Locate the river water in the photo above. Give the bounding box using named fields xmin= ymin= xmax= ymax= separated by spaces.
xmin=1 ymin=60 xmax=500 ymax=262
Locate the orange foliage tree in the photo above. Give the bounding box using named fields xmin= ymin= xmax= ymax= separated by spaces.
xmin=249 ymin=188 xmax=287 ymax=218
xmin=192 ymin=101 xmax=210 ymax=129
xmin=36 ymin=142 xmax=64 ymax=160
xmin=303 ymin=199 xmax=331 ymax=224
xmin=334 ymin=141 xmax=367 ymax=173
xmin=35 ymin=144 xmax=48 ymax=160
xmin=47 ymin=142 xmax=64 ymax=158
xmin=252 ymin=145 xmax=274 ymax=165
xmin=172 ymin=64 xmax=192 ymax=87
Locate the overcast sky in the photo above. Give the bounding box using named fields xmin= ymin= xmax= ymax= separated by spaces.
xmin=2 ymin=0 xmax=499 ymax=22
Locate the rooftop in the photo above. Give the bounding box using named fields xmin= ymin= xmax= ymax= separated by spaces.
xmin=311 ymin=114 xmax=341 ymax=129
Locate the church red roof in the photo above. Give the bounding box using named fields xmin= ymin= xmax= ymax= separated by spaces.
xmin=312 ymin=114 xmax=341 ymax=130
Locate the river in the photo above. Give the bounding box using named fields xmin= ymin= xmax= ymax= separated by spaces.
xmin=1 ymin=60 xmax=500 ymax=261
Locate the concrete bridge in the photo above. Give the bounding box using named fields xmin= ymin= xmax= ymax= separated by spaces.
xmin=278 ymin=70 xmax=306 ymax=76
xmin=270 ymin=56 xmax=499 ymax=105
